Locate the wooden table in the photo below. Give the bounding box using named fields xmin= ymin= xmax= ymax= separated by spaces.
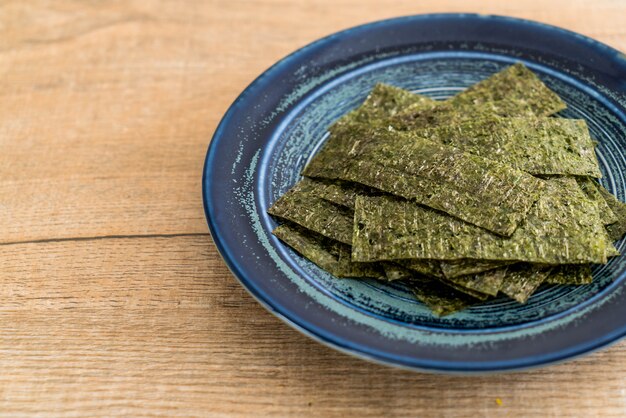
xmin=2 ymin=1 xmax=625 ymax=416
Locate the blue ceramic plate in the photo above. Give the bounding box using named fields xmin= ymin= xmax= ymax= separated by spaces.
xmin=203 ymin=14 xmax=626 ymax=373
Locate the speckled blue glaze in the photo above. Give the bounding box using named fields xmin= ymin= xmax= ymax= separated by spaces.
xmin=203 ymin=14 xmax=626 ymax=373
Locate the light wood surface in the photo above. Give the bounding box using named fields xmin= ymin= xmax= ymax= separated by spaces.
xmin=1 ymin=1 xmax=625 ymax=416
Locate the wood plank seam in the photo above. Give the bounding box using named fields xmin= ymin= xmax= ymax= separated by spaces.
xmin=0 ymin=232 xmax=211 ymax=247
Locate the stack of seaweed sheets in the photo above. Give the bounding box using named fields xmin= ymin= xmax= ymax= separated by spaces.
xmin=268 ymin=63 xmax=626 ymax=316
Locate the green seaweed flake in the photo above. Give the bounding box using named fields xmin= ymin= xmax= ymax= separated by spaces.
xmin=305 ymin=126 xmax=544 ymax=236
xmin=439 ymin=259 xmax=514 ymax=279
xmin=545 ymin=264 xmax=593 ymax=285
xmin=272 ymin=223 xmax=346 ymax=275
xmin=577 ymin=177 xmax=618 ymax=225
xmin=272 ymin=223 xmax=382 ymax=278
xmin=594 ymin=182 xmax=626 ymax=241
xmin=381 ymin=262 xmax=414 ymax=281
xmin=333 ymin=83 xmax=435 ymax=129
xmin=393 ymin=63 xmax=567 ymax=130
xmin=268 ymin=179 xmax=354 ymax=245
xmin=408 ymin=276 xmax=481 ymax=316
xmin=449 ymin=63 xmax=567 ymax=117
xmin=398 ymin=259 xmax=445 ymax=279
xmin=413 ymin=116 xmax=601 ymax=177
xmin=440 ymin=279 xmax=491 ymax=301
xmin=500 ymin=264 xmax=552 ymax=303
xmin=336 ymin=246 xmax=385 ymax=278
xmin=352 ymin=177 xmax=618 ymax=264
xmin=305 ymin=178 xmax=372 ymax=210
xmin=446 ymin=267 xmax=508 ymax=297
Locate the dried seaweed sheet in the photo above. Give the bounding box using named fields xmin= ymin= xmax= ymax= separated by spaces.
xmin=594 ymin=182 xmax=626 ymax=241
xmin=308 ymin=179 xmax=513 ymax=280
xmin=409 ymin=276 xmax=481 ymax=316
xmin=309 ymin=179 xmax=523 ymax=282
xmin=577 ymin=178 xmax=618 ymax=225
xmin=272 ymin=223 xmax=382 ymax=278
xmin=440 ymin=279 xmax=491 ymax=301
xmin=403 ymin=261 xmax=505 ymax=298
xmin=333 ymin=83 xmax=435 ymax=129
xmin=379 ymin=265 xmax=481 ymax=315
xmin=545 ymin=264 xmax=593 ymax=285
xmin=268 ymin=180 xmax=354 ymax=245
xmin=500 ymin=264 xmax=552 ymax=303
xmin=272 ymin=223 xmax=345 ymax=275
xmin=353 ymin=177 xmax=618 ymax=264
xmin=413 ymin=116 xmax=601 ymax=177
xmin=305 ymin=178 xmax=369 ymax=210
xmin=381 ymin=262 xmax=414 ymax=281
xmin=403 ymin=257 xmax=510 ymax=279
xmin=440 ymin=259 xmax=514 ymax=279
xmin=336 ymin=246 xmax=385 ymax=278
xmin=449 ymin=63 xmax=567 ymax=117
xmin=304 ymin=126 xmax=544 ymax=236
xmin=301 ymin=178 xmax=525 ymax=281
xmin=446 ymin=267 xmax=508 ymax=297
xmin=398 ymin=259 xmax=445 ymax=279
xmin=393 ymin=63 xmax=567 ymax=130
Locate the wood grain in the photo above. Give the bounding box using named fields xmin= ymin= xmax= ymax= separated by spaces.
xmin=2 ymin=236 xmax=626 ymax=417
xmin=1 ymin=1 xmax=625 ymax=416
